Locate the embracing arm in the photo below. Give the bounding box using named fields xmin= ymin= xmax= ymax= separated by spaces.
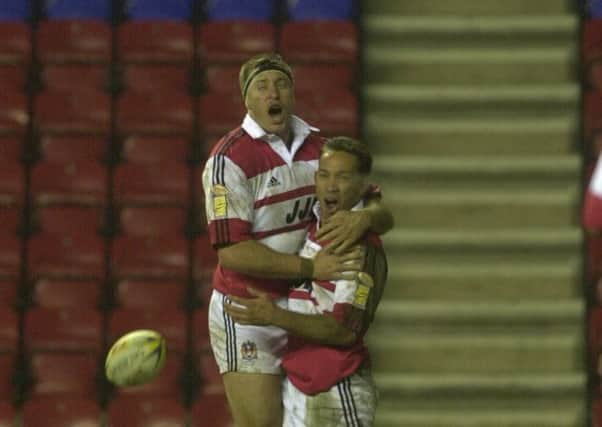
xmin=269 ymin=305 xmax=356 ymax=346
xmin=218 ymin=240 xmax=313 ymax=279
xmin=362 ymin=196 xmax=394 ymax=236
xmin=225 ymin=287 xmax=357 ymax=346
xmin=218 ymin=240 xmax=362 ymax=281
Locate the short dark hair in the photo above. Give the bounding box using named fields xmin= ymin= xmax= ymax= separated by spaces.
xmin=321 ymin=136 xmax=372 ymax=175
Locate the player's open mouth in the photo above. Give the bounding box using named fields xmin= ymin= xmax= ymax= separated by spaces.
xmin=268 ymin=105 xmax=283 ymax=118
xmin=324 ymin=197 xmax=338 ymax=211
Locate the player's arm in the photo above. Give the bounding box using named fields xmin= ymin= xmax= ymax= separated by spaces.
xmin=363 ymin=195 xmax=395 ymax=235
xmin=202 ymin=154 xmax=361 ymax=281
xmin=225 ymin=286 xmax=359 ymax=347
xmin=316 ymin=190 xmax=394 ymax=254
xmin=218 ymin=240 xmax=362 ymax=281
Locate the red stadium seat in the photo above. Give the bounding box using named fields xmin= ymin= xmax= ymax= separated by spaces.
xmin=204 ymin=64 xmax=240 ymax=94
xmin=121 ymin=65 xmax=190 ymax=94
xmin=121 ymin=136 xmax=189 ymax=164
xmin=117 ymin=92 xmax=193 ymax=136
xmin=34 ymin=90 xmax=111 ymax=135
xmin=190 ymin=393 xmax=232 ymax=427
xmin=0 ymin=206 xmax=20 ymax=234
xmin=594 ymin=397 xmax=602 ymax=427
xmin=32 ymin=279 xmax=101 ymax=309
xmin=585 ymin=93 xmax=602 ymax=157
xmin=0 ymin=162 xmax=24 ymax=206
xmin=113 ymin=162 xmax=189 ymax=206
xmin=0 ymin=280 xmax=17 ymax=306
xmin=585 ymin=21 xmax=602 ymax=91
xmin=588 ymin=60 xmax=602 ymax=92
xmin=109 ymin=309 xmax=187 ymax=354
xmin=39 ymin=135 xmax=108 ymax=163
xmin=0 ymin=310 xmax=18 ymax=353
xmin=192 ymin=311 xmax=210 ymax=356
xmin=0 ymin=90 xmax=28 ymax=134
xmin=29 ymin=353 xmax=99 ymax=398
xmin=117 ymin=356 xmax=183 ymax=397
xmin=107 ymin=396 xmax=186 ymax=427
xmin=119 ymin=206 xmax=187 ymax=237
xmin=115 ymin=279 xmax=185 ymax=309
xmin=192 ymin=234 xmax=217 ymax=280
xmin=30 ymin=160 xmax=107 ymax=206
xmin=0 ymin=206 xmax=20 ymax=279
xmin=0 ymin=137 xmax=21 ymax=162
xmin=0 ymin=355 xmax=15 ymax=400
xmin=292 ymin=63 xmax=355 ymax=93
xmin=110 ymin=236 xmax=188 ymax=280
xmin=36 ymin=20 xmax=111 ymax=64
xmin=194 ymin=277 xmax=212 ymax=306
xmin=117 ymin=22 xmax=193 ymax=64
xmin=22 ymin=397 xmax=102 ymax=427
xmin=590 ymin=306 xmax=602 ymax=374
xmin=0 ymin=66 xmax=26 ymax=92
xmin=586 ymin=91 xmax=602 ymax=140
xmin=198 ymin=350 xmax=222 ymax=394
xmin=199 ymin=22 xmax=276 ymax=63
xmin=198 ymin=92 xmax=245 ymax=137
xmin=28 ymin=233 xmax=105 ymax=280
xmin=0 ymin=401 xmax=14 ymax=427
xmin=583 ymin=20 xmax=602 ymax=65
xmin=40 ymin=64 xmax=109 ymax=93
xmin=295 ymin=90 xmax=358 ymax=136
xmin=33 ymin=206 xmax=103 ymax=235
xmin=24 ymin=307 xmax=102 ymax=352
xmin=193 ymin=135 xmax=216 ymax=164
xmin=280 ymin=21 xmax=358 ymax=64
xmin=0 ymin=22 xmax=30 ymax=66
xmin=0 ymin=233 xmax=20 ymax=279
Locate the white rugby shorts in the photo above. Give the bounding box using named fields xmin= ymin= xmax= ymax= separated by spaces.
xmin=283 ymin=366 xmax=378 ymax=427
xmin=208 ymin=289 xmax=288 ymax=375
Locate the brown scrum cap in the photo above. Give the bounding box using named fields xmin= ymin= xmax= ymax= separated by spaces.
xmin=239 ymin=53 xmax=294 ymax=99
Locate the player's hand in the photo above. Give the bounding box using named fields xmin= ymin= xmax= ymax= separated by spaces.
xmin=224 ymin=286 xmax=275 ymax=326
xmin=312 ymin=245 xmax=362 ymax=281
xmin=315 ymin=210 xmax=371 ymax=254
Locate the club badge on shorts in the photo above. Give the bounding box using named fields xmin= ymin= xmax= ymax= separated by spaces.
xmin=211 ymin=184 xmax=228 ymax=218
xmin=240 ymin=340 xmax=258 ymax=361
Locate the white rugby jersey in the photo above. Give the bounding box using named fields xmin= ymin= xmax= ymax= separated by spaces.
xmin=282 ymin=202 xmax=388 ymax=395
xmin=202 ymin=114 xmax=325 ymax=298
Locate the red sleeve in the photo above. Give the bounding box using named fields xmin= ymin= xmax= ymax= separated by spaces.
xmin=207 ymin=218 xmax=253 ymax=248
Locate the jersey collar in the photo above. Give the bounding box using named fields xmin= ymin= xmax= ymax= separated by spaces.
xmin=241 ymin=114 xmax=320 ymax=165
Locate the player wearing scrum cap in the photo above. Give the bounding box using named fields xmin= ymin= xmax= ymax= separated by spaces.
xmin=226 ymin=137 xmax=387 ymax=427
xmin=201 ymin=54 xmax=393 ymax=427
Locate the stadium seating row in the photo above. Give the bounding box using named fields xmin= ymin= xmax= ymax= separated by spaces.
xmin=1 ymin=306 xmax=210 ymax=354
xmin=0 ymin=19 xmax=360 ymax=137
xmin=0 ymin=161 xmax=202 ymax=204
xmin=0 ymin=0 xmax=356 ymax=21
xmin=0 ymin=20 xmax=357 ymax=66
xmin=0 ymin=395 xmax=230 ymax=427
xmin=0 ymin=90 xmax=357 ymax=138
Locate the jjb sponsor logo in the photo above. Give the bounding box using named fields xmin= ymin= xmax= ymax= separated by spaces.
xmin=285 ymin=197 xmax=316 ymax=224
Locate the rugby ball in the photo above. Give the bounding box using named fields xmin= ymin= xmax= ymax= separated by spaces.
xmin=105 ymin=329 xmax=167 ymax=387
